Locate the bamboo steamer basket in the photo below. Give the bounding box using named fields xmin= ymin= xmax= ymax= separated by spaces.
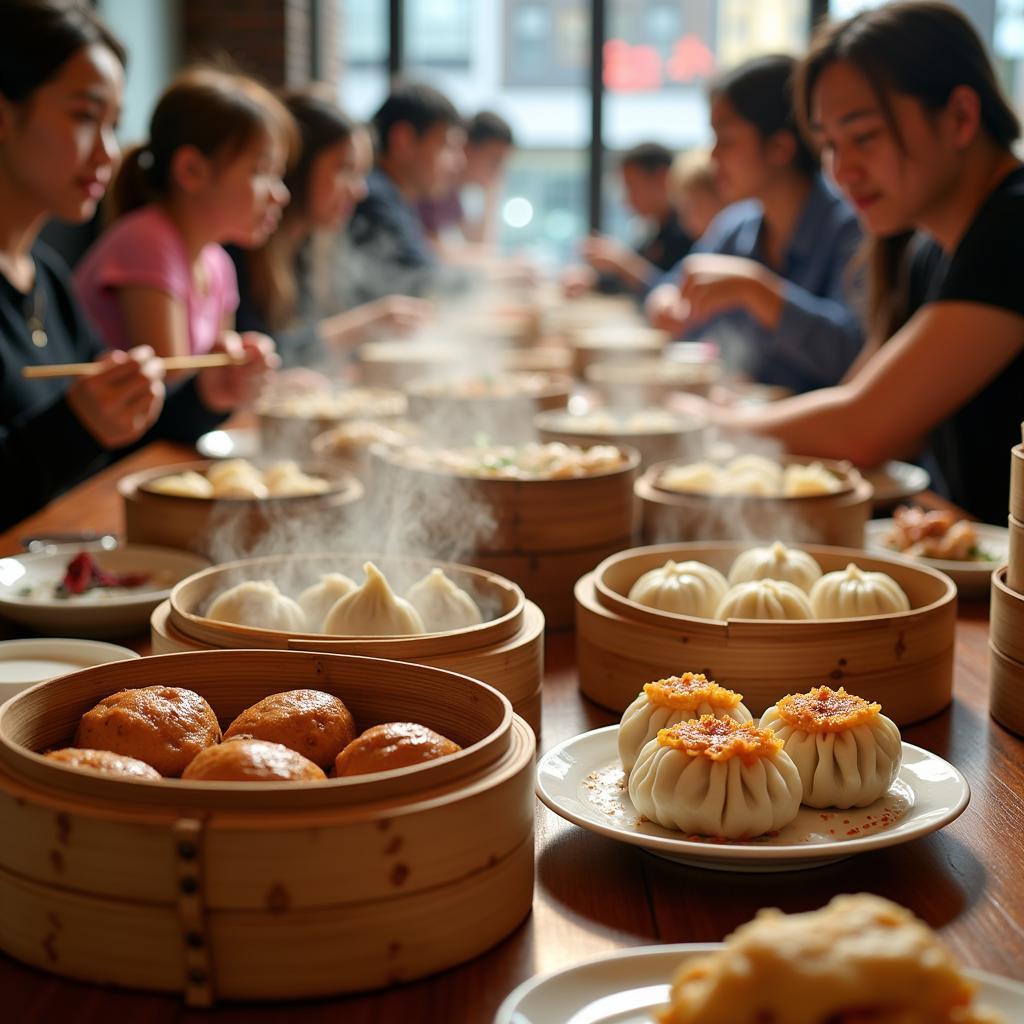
xmin=154 ymin=553 xmax=544 ymax=733
xmin=568 ymin=325 xmax=669 ymax=377
xmin=356 ymin=341 xmax=463 ymax=388
xmin=638 ymin=456 xmax=873 ymax=548
xmin=545 ymin=294 xmax=640 ymax=341
xmin=256 ymin=387 xmax=407 ymax=455
xmin=0 ymin=649 xmax=535 ymax=1003
xmin=1008 ymin=514 xmax=1024 ymax=594
xmin=990 ymin=566 xmax=1024 ymax=664
xmin=575 ymin=540 xmax=957 ymax=724
xmin=404 ymin=372 xmax=573 ymax=444
xmin=372 ymin=447 xmax=641 ymax=627
xmin=585 ymin=357 xmax=722 ymax=404
xmin=1011 ymin=445 xmax=1024 ymax=523
xmin=989 ymin=640 xmax=1024 ymax=737
xmin=504 ymin=345 xmax=574 ymax=374
xmin=309 ymin=422 xmax=420 ymax=484
xmin=535 ymin=409 xmax=705 ymax=470
xmin=120 ymin=460 xmax=363 ymax=559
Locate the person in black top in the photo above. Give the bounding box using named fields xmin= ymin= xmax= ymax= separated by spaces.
xmin=678 ymin=2 xmax=1024 ymax=524
xmin=0 ymin=1 xmax=277 ymax=531
xmin=343 ymin=82 xmax=465 ymax=306
xmin=232 ymin=89 xmax=430 ymax=371
xmin=563 ymin=142 xmax=694 ymax=297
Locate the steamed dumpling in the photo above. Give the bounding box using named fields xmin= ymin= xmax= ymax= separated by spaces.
xmin=147 ymin=471 xmax=214 ymax=498
xmin=263 ymin=461 xmax=330 ymax=497
xmin=298 ymin=573 xmax=358 ymax=632
xmin=725 ymin=454 xmax=783 ymax=489
xmin=618 ymin=673 xmax=752 ymax=774
xmin=659 ymin=462 xmax=723 ymax=494
xmin=760 ymin=685 xmax=902 ymax=808
xmin=809 ymin=563 xmax=911 ymax=618
xmin=322 ymin=562 xmax=426 ymax=636
xmin=782 ymin=461 xmax=843 ymax=496
xmin=207 ymin=579 xmax=307 ymax=632
xmin=715 ymin=578 xmax=814 ymax=620
xmin=628 ymin=715 xmax=802 ymax=838
xmin=406 ymin=569 xmax=483 ymax=632
xmin=206 ymin=458 xmax=261 ymax=488
xmin=628 ymin=560 xmax=728 ymax=619
xmin=728 ymin=541 xmax=823 ymax=592
xmin=718 ymin=470 xmax=777 ymax=496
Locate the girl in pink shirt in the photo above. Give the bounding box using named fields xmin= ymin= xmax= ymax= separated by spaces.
xmin=76 ymin=67 xmax=295 ymax=363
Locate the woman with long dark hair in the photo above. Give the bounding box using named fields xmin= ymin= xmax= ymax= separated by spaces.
xmin=682 ymin=2 xmax=1023 ymax=524
xmin=646 ymin=54 xmax=864 ymax=393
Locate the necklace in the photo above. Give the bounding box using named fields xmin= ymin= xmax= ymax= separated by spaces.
xmin=24 ymin=280 xmax=47 ymax=348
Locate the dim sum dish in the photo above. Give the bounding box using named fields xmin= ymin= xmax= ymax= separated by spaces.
xmin=0 ymin=649 xmax=535 ymax=1003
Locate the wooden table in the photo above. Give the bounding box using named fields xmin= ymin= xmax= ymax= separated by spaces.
xmin=3 ymin=444 xmax=1023 ymax=1023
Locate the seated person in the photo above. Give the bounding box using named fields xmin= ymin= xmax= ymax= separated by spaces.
xmin=668 ymin=148 xmax=724 ymax=242
xmin=0 ymin=2 xmax=274 ymax=531
xmin=646 ymin=55 xmax=864 ymax=394
xmin=419 ymin=110 xmax=515 ymax=247
xmin=232 ymin=89 xmax=430 ymax=370
xmin=563 ymin=142 xmax=693 ymax=297
xmin=343 ymin=82 xmax=465 ymax=305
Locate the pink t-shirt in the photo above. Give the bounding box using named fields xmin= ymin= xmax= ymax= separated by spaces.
xmin=74 ymin=204 xmax=239 ymax=354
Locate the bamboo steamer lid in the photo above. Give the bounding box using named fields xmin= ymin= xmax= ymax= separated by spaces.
xmin=1011 ymin=445 xmax=1024 ymax=523
xmin=1008 ymin=514 xmax=1024 ymax=594
xmin=989 ymin=640 xmax=1024 ymax=737
xmin=990 ymin=565 xmax=1024 ymax=663
xmin=0 ymin=650 xmax=535 ymax=1003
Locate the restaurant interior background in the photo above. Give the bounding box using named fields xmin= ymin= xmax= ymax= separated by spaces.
xmin=94 ymin=0 xmax=1024 ymax=269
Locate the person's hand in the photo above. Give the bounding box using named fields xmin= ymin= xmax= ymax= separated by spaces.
xmin=364 ymin=295 xmax=432 ymax=335
xmin=196 ymin=331 xmax=280 ymax=414
xmin=561 ymin=264 xmax=597 ymax=297
xmin=66 ymin=346 xmax=165 ymax=449
xmin=580 ymin=234 xmax=640 ymax=278
xmin=645 ymin=282 xmax=689 ymax=335
xmin=678 ymin=253 xmax=784 ymax=329
xmin=268 ymin=367 xmax=333 ymax=396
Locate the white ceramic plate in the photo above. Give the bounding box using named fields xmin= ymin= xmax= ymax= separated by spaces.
xmin=493 ymin=943 xmax=1024 ymax=1024
xmin=865 ymin=520 xmax=1007 ymax=599
xmin=0 ymin=638 xmax=139 ymax=702
xmin=195 ymin=427 xmax=261 ymax=460
xmin=536 ymin=726 xmax=969 ymax=872
xmin=0 ymin=544 xmax=209 ymax=638
xmin=864 ymin=460 xmax=931 ymax=510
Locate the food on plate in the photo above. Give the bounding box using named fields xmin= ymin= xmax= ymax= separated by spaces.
xmin=658 ymin=455 xmax=844 ymax=497
xmin=44 ymin=747 xmax=161 ymax=780
xmin=223 ymin=689 xmax=356 ymax=771
xmin=207 ymin=580 xmax=307 ymax=632
xmin=715 ymin=578 xmax=815 ymax=620
xmin=658 ymin=893 xmax=1005 ymax=1024
xmin=809 ymin=563 xmax=910 ymax=618
xmin=333 ymin=722 xmax=461 ymax=777
xmin=75 ymin=686 xmax=221 ymax=777
xmin=627 ymin=559 xmax=729 ymax=619
xmin=144 ymin=459 xmax=330 ymax=500
xmin=617 ymin=673 xmax=752 ymax=773
xmin=727 ymin=541 xmax=823 ymax=592
xmin=759 ymin=685 xmax=902 ymax=808
xmin=884 ymin=505 xmax=990 ymax=561
xmin=405 ymin=568 xmax=482 ymax=632
xmin=782 ymin=461 xmax=845 ymax=497
xmin=182 ymin=736 xmax=326 ymax=782
xmin=628 ymin=715 xmax=802 ymax=838
xmin=393 ymin=441 xmax=628 ymax=480
xmin=322 ymin=561 xmax=426 ymax=637
xmin=57 ymin=551 xmax=150 ymax=596
xmin=145 ymin=469 xmax=214 ymax=498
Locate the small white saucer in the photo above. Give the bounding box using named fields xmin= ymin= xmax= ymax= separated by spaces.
xmin=0 ymin=638 xmax=140 ymax=702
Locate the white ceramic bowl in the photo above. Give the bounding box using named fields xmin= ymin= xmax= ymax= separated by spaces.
xmin=0 ymin=638 xmax=139 ymax=703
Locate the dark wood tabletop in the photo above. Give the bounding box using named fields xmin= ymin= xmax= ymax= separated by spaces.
xmin=2 ymin=443 xmax=1022 ymax=1023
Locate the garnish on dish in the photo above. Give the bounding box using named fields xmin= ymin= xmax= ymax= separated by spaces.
xmin=57 ymin=551 xmax=150 ymax=597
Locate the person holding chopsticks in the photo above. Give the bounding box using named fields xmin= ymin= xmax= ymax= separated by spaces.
xmin=0 ymin=1 xmax=277 ymax=531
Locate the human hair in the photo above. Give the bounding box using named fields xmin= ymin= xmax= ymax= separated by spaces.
xmin=467 ymin=110 xmax=514 ymax=148
xmin=247 ymin=88 xmax=359 ymax=331
xmin=107 ymin=65 xmax=298 ymax=222
xmin=710 ymin=54 xmax=819 ymax=179
xmin=0 ymin=0 xmax=127 ymax=103
xmin=372 ymin=81 xmax=460 ymax=157
xmin=796 ymin=1 xmax=1020 ymax=340
xmin=621 ymin=142 xmax=675 ymax=174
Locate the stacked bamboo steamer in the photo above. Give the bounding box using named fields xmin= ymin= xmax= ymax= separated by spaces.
xmin=576 ymin=540 xmax=957 ymax=724
xmin=120 ymin=460 xmax=363 ymax=559
xmin=637 ymin=455 xmax=873 ymax=548
xmin=150 ymin=554 xmax=545 ymax=735
xmin=0 ymin=649 xmax=535 ymax=1005
xmin=989 ymin=440 xmax=1024 ymax=735
xmin=372 ymin=448 xmax=641 ymax=629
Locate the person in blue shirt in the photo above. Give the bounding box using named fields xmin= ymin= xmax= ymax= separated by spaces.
xmin=646 ymin=54 xmax=864 ymax=394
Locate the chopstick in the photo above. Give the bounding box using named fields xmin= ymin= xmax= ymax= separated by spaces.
xmin=22 ymin=353 xmax=244 ymax=379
